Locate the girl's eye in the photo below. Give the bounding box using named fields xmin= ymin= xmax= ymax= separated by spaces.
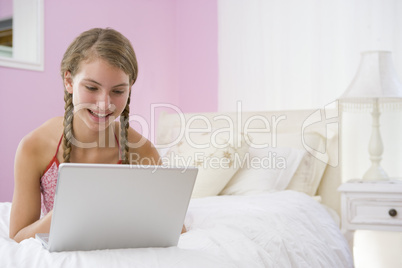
xmin=113 ymin=90 xmax=125 ymax=94
xmin=86 ymin=86 xmax=97 ymax=91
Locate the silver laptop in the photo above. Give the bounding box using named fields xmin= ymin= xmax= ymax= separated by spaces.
xmin=36 ymin=163 xmax=197 ymax=252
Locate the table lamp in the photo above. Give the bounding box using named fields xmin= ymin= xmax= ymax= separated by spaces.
xmin=339 ymin=51 xmax=402 ymax=180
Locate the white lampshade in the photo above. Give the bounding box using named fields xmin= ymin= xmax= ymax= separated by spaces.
xmin=340 ymin=51 xmax=402 ymax=107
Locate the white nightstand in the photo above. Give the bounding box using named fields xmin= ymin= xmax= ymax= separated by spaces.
xmin=338 ymin=179 xmax=402 ymax=250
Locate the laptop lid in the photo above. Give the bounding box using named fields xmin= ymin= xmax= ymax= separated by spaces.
xmin=47 ymin=163 xmax=197 ymax=252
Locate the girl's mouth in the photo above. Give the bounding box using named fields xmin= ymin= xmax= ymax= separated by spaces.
xmin=88 ymin=109 xmax=113 ymax=120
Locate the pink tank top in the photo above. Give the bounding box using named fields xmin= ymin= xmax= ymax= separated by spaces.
xmin=40 ymin=135 xmax=122 ymax=215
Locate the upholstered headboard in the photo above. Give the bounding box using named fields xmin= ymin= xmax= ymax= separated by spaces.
xmin=156 ymin=108 xmax=341 ymax=216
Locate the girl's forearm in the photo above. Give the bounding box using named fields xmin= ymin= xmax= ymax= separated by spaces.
xmin=12 ymin=211 xmax=52 ymax=243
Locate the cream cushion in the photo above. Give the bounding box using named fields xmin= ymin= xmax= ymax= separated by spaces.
xmin=162 ymin=132 xmax=249 ymax=198
xmin=286 ymin=148 xmax=328 ymax=196
xmin=285 ymin=132 xmax=328 ymax=196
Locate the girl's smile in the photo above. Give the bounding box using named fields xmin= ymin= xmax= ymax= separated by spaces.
xmin=87 ymin=108 xmax=114 ymax=123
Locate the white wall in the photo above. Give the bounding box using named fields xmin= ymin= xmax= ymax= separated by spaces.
xmin=218 ymin=0 xmax=402 ymax=112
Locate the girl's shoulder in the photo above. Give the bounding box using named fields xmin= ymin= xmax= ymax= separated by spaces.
xmin=114 ymin=121 xmax=149 ymax=147
xmin=128 ymin=127 xmax=160 ymax=165
xmin=17 ymin=117 xmax=64 ymax=167
xmin=114 ymin=122 xmax=160 ymax=164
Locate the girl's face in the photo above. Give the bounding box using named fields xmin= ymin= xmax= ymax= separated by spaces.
xmin=64 ymin=58 xmax=130 ymax=133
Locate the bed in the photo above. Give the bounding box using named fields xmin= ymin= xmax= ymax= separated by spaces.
xmin=0 ymin=109 xmax=353 ymax=268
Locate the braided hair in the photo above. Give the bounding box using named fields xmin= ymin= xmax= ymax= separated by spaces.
xmin=60 ymin=28 xmax=138 ymax=164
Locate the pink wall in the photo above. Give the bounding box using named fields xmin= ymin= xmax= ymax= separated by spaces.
xmin=0 ymin=0 xmax=12 ymax=19
xmin=0 ymin=0 xmax=218 ymax=202
xmin=176 ymin=0 xmax=218 ymax=112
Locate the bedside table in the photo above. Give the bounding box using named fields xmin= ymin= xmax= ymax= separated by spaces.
xmin=338 ymin=179 xmax=402 ymax=250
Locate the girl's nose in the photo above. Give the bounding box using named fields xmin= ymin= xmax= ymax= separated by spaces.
xmin=96 ymin=94 xmax=111 ymax=111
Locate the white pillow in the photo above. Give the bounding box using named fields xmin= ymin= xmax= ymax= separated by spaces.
xmin=162 ymin=132 xmax=249 ymax=198
xmin=220 ymin=146 xmax=305 ymax=195
xmin=241 ymin=131 xmax=329 ymax=196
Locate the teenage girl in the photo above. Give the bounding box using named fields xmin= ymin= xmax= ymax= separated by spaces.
xmin=9 ymin=28 xmax=169 ymax=242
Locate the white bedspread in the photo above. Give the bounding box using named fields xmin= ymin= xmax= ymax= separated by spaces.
xmin=0 ymin=191 xmax=353 ymax=268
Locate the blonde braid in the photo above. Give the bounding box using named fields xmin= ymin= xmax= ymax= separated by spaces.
xmin=120 ymin=94 xmax=131 ymax=164
xmin=62 ymin=90 xmax=74 ymax=163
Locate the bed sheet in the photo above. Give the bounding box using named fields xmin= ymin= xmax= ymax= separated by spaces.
xmin=0 ymin=191 xmax=353 ymax=268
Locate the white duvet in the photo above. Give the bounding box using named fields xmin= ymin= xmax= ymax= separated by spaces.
xmin=0 ymin=191 xmax=353 ymax=268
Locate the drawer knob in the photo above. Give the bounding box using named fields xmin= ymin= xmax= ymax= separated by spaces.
xmin=389 ymin=209 xmax=397 ymax=217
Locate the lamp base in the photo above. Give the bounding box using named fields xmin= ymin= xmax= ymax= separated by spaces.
xmin=362 ymin=164 xmax=389 ymax=181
